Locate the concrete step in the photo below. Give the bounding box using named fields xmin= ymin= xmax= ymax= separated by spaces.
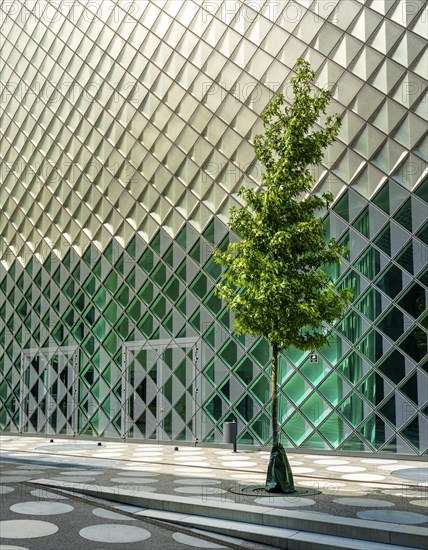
xmin=30 ymin=479 xmax=427 ymax=550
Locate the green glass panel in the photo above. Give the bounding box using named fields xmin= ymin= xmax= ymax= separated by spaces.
xmin=83 ymin=275 xmax=97 ymax=297
xmin=357 ymin=414 xmax=386 ymax=450
xmin=190 ymin=273 xmax=208 ymax=299
xmin=282 ymin=373 xmax=311 ymax=405
xmin=83 ymin=305 xmax=96 ymax=327
xmin=393 ymin=198 xmax=412 ymax=232
xmin=93 ymin=287 xmax=107 ymax=311
xmin=283 ymin=346 xmax=306 ymax=366
xmin=318 ymin=372 xmax=344 ymax=406
xmin=234 ymin=357 xmax=255 ymax=385
xmin=374 ymin=225 xmax=391 ymax=255
xmin=357 ymin=372 xmax=390 ymax=407
xmin=152 ymin=295 xmax=166 ymax=321
xmin=301 ymin=432 xmax=330 ymax=450
xmin=336 ymin=351 xmax=365 ymax=386
xmin=114 ymin=316 xmax=128 ymax=339
xmin=138 ymin=249 xmax=154 ymax=274
xmin=115 ymin=285 xmax=129 ymax=308
xmin=204 ymin=394 xmax=222 ymax=422
xmin=398 ymin=282 xmax=425 ymax=318
xmin=138 ymin=312 xmax=154 ymax=338
xmin=376 ymin=307 xmax=404 ymax=341
xmin=355 ymin=247 xmax=381 ymax=280
xmin=63 ymin=307 xmax=75 ymax=330
xmin=103 ymin=332 xmax=117 ymax=356
xmin=400 ymin=417 xmax=419 ymax=452
xmin=218 ymin=340 xmax=237 ymax=368
xmin=377 ymin=350 xmax=406 ymax=385
xmin=139 ymin=280 xmax=154 ymax=306
xmin=104 ymin=302 xmax=118 ymax=326
xmin=355 ymin=288 xmax=383 ymax=321
xmin=204 ymin=290 xmax=222 ymax=315
xmin=336 ymin=310 xmax=362 ymax=343
xmin=189 ymin=309 xmax=200 ymax=332
xmin=176 ymin=260 xmax=187 ymax=283
xmin=164 ymin=277 xmax=180 ymax=303
xmin=82 ymin=334 xmax=95 ymax=358
xmin=318 ymin=413 xmax=348 ymax=448
xmin=283 ymin=412 xmax=311 ymax=446
xmin=418 ymin=266 xmax=428 ymax=287
xmin=249 ymin=338 xmax=270 ymax=368
xmin=236 ymin=394 xmax=253 ymax=422
xmin=333 ymin=191 xmax=349 ymax=222
xmin=399 ymin=326 xmax=427 ymax=362
xmin=301 ymin=393 xmax=330 ymax=425
xmin=126 ymin=267 xmax=136 ymax=291
xmin=356 ymin=329 xmax=384 ymax=364
xmin=395 ymin=243 xmax=414 ymax=275
xmin=249 ymin=411 xmax=270 ymax=443
xmin=319 ymin=336 xmax=342 ymax=366
xmin=204 ymin=256 xmax=221 ymax=281
xmin=152 ymin=262 xmax=167 ymax=288
xmin=337 ymin=270 xmax=360 ymax=300
xmin=115 ymin=255 xmax=125 ymax=277
xmin=189 ymin=239 xmax=202 ymax=264
xmin=416 ymin=223 xmax=428 ymax=245
xmin=52 ymin=323 xmax=64 ymax=345
xmin=249 ymin=375 xmax=270 ymax=405
xmin=72 ymin=321 xmax=84 ymax=343
xmin=414 ymin=177 xmax=427 ymax=203
xmin=375 ymin=264 xmax=403 ymax=298
xmin=203 ymin=218 xmax=227 ymax=246
xmin=150 ymin=231 xmax=161 ymax=254
xmin=338 ymin=394 xmax=365 ymax=428
xmin=399 ymin=373 xmax=418 ymax=407
xmin=127 ymin=298 xmax=141 ymax=324
xmin=299 ymin=356 xmax=330 ymax=386
xmin=353 ymin=207 xmax=370 ymax=238
xmin=104 ymin=270 xmax=118 ymax=294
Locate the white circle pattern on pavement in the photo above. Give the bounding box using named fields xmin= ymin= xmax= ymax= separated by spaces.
xmin=173 ymin=532 xmax=226 ymax=548
xmin=356 ymin=510 xmax=428 ymax=524
xmin=341 ymin=474 xmax=386 ymax=481
xmin=409 ymin=499 xmax=428 ymax=508
xmin=327 ymin=466 xmax=367 ymax=473
xmin=92 ymin=508 xmax=136 ymax=520
xmin=221 ymin=461 xmax=257 ymax=468
xmin=0 ymin=486 xmax=15 ymax=494
xmin=174 ymin=479 xmax=221 ymax=485
xmin=0 ymin=520 xmax=59 ymax=538
xmin=79 ymin=524 xmax=151 ymax=543
xmin=254 ymin=497 xmax=316 ymax=507
xmin=116 ymin=471 xmax=160 ymax=477
xmin=314 ymin=460 xmax=350 ymax=465
xmin=10 ymin=502 xmax=74 ymax=515
xmin=361 ymin=459 xmax=398 ymax=464
xmin=291 ymin=467 xmax=315 ymax=474
xmin=333 ymin=498 xmax=394 ymax=507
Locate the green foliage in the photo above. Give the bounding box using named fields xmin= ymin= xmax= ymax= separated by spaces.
xmin=215 ymin=59 xmax=352 ymax=352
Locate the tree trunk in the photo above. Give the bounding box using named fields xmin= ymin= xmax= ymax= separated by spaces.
xmin=265 ymin=342 xmax=295 ymax=493
xmin=271 ymin=342 xmax=279 ymax=446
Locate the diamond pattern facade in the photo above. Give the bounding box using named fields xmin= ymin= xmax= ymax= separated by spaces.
xmin=0 ymin=0 xmax=427 ymax=455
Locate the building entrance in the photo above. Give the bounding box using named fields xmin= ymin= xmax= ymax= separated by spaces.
xmin=121 ymin=338 xmax=201 ymax=442
xmin=19 ymin=347 xmax=79 ymax=435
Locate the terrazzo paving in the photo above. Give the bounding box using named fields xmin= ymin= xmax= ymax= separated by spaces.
xmin=0 ymin=435 xmax=427 ymax=549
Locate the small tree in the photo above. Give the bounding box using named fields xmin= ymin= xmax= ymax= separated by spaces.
xmin=214 ymin=59 xmax=352 ymax=493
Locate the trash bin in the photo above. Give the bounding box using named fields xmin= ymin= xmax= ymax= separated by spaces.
xmin=223 ymin=421 xmax=237 ymax=452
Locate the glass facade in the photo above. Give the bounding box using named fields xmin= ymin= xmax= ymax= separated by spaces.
xmin=0 ymin=0 xmax=426 ymax=455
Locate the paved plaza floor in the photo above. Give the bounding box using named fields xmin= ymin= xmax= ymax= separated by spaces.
xmin=0 ymin=435 xmax=427 ymax=549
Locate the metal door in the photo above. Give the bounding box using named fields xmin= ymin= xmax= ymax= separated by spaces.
xmin=122 ymin=338 xmax=201 ymax=442
xmin=19 ymin=347 xmax=78 ymax=435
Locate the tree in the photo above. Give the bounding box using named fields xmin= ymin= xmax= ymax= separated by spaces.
xmin=214 ymin=59 xmax=352 ymax=493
